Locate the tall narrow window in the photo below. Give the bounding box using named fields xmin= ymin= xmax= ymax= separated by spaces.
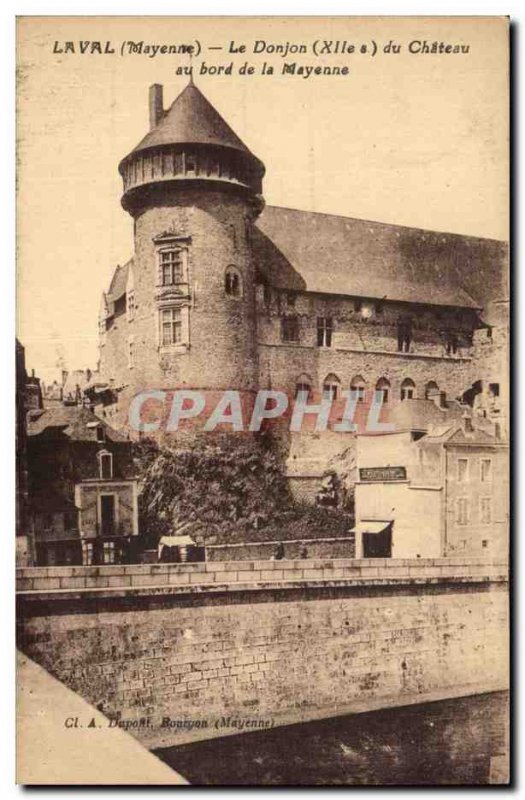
xmin=457 ymin=458 xmax=469 ymax=483
xmin=317 ymin=317 xmax=333 ymax=348
xmin=160 ymin=250 xmax=183 ymax=285
xmin=480 ymin=497 xmax=492 ymax=524
xmin=128 ymin=339 xmax=135 ymax=369
xmin=375 ymin=377 xmax=390 ymax=404
xmin=81 ymin=541 xmax=94 ymax=566
xmin=225 ymin=267 xmax=242 ymax=298
xmin=456 ymin=497 xmax=469 ymax=526
xmin=161 ymin=307 xmax=182 ymax=346
xmin=96 ymin=425 xmax=106 ymax=444
xmin=446 ymin=333 xmax=459 ymax=355
xmin=295 ymin=373 xmax=312 ymax=400
xmin=127 ymin=290 xmax=135 ymax=322
xmin=281 ymin=316 xmax=299 ymax=343
xmin=481 ymin=458 xmax=492 ymax=482
xmin=400 ymin=378 xmax=416 ymax=401
xmin=397 ymin=319 xmax=412 ymax=353
xmin=98 ymin=451 xmax=113 ymax=480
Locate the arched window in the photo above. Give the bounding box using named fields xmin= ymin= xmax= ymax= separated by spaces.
xmin=225 ymin=266 xmax=242 ymax=298
xmin=375 ymin=377 xmax=391 ymax=404
xmin=295 ymin=373 xmax=312 ymax=400
xmin=350 ymin=374 xmax=366 ymax=403
xmin=322 ymin=373 xmax=340 ymax=401
xmin=400 ymin=378 xmax=416 ymax=401
xmin=425 ymin=381 xmax=440 ymax=400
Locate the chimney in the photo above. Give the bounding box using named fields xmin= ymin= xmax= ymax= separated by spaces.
xmin=463 ymin=413 xmax=474 ymax=433
xmin=149 ymin=84 xmax=164 ymax=130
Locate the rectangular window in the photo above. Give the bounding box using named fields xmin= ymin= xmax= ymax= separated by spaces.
xmin=456 ymin=497 xmax=469 ymax=526
xmin=81 ymin=541 xmax=94 ymax=566
xmin=481 ymin=458 xmax=492 ymax=482
xmin=317 ymin=317 xmax=333 ymax=348
xmin=457 ymin=458 xmax=469 ymax=482
xmin=160 ymin=250 xmax=183 ymax=285
xmin=281 ymin=316 xmax=299 ymax=343
xmin=96 ymin=425 xmax=105 ymax=444
xmin=102 ymin=540 xmax=116 ymax=565
xmin=161 ymin=307 xmax=182 ymax=346
xmin=480 ymin=497 xmax=492 ymax=524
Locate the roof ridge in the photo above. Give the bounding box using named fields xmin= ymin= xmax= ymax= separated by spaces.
xmin=263 ymin=204 xmax=507 ymax=245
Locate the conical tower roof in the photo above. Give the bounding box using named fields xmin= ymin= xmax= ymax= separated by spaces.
xmin=130 ymin=82 xmax=255 ymax=158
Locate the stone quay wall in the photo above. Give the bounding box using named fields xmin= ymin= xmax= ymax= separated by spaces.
xmin=17 ymin=558 xmax=508 ymax=749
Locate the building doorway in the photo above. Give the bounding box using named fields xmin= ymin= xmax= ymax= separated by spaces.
xmin=100 ymin=494 xmax=117 ymax=538
xmin=362 ymin=522 xmax=392 ymax=558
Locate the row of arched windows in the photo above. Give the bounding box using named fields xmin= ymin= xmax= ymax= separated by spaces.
xmin=295 ymin=374 xmax=442 ymax=403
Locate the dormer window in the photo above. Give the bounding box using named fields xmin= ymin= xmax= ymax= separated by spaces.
xmin=225 ymin=266 xmax=242 ymax=298
xmin=160 ymin=249 xmax=183 ymax=285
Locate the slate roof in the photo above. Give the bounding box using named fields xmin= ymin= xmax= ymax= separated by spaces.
xmin=105 ymin=205 xmax=506 ymax=314
xmin=107 ymin=259 xmax=132 ymax=302
xmin=255 ymin=206 xmax=507 ymax=311
xmin=126 ymin=83 xmax=259 ymax=162
xmin=27 ymin=407 xmax=128 ymax=443
xmin=422 ymin=422 xmax=501 ymax=446
xmin=388 ymin=398 xmax=466 ymax=432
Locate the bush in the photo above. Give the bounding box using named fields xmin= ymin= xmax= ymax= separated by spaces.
xmin=134 ymin=433 xmax=354 ymax=549
xmin=135 ymin=433 xmax=291 ymax=547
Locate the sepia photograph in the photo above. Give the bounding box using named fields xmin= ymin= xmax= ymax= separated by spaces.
xmin=15 ymin=15 xmax=509 ymax=786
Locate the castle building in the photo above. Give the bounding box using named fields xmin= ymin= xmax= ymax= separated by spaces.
xmin=97 ymin=81 xmax=508 ymax=471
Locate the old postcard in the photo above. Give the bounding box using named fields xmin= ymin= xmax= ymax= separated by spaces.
xmin=16 ymin=15 xmax=509 ymax=785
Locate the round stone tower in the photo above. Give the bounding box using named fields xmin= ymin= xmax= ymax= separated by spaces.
xmin=118 ymin=80 xmax=265 ymax=405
